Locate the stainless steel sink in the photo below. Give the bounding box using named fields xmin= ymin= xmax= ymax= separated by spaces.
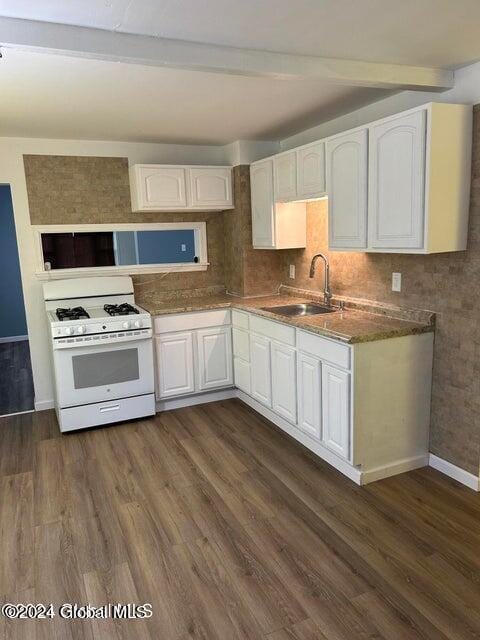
xmin=261 ymin=302 xmax=337 ymax=317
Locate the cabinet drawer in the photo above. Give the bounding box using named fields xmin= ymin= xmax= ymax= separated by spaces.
xmin=234 ymin=357 xmax=251 ymax=394
xmin=250 ymin=314 xmax=296 ymax=346
xmin=155 ymin=309 xmax=231 ymax=333
xmin=298 ymin=330 xmax=350 ymax=369
xmin=232 ymin=309 xmax=249 ymax=330
xmin=232 ymin=327 xmax=250 ymax=361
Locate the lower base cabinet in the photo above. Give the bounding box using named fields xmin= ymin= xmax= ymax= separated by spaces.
xmin=297 ymin=352 xmax=322 ymax=440
xmin=155 ymin=313 xmax=233 ymax=400
xmin=156 ymin=331 xmax=195 ymax=398
xmin=197 ymin=326 xmax=233 ymax=391
xmin=250 ymin=333 xmax=272 ymax=406
xmin=271 ymin=341 xmax=297 ymax=423
xmin=321 ymin=364 xmax=350 ymax=460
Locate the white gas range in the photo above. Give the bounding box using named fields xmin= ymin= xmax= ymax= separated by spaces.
xmin=43 ymin=276 xmax=155 ymax=432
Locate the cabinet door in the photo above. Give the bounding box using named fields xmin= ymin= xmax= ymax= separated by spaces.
xmin=297 ymin=142 xmax=326 ymax=199
xmin=321 ymin=364 xmax=350 ymax=460
xmin=250 ymin=334 xmax=272 ymax=406
xmin=326 ymin=129 xmax=368 ymax=249
xmin=156 ymin=332 xmax=195 ymax=398
xmin=271 ymin=341 xmax=297 ymax=423
xmin=369 ymin=110 xmax=426 ymax=249
xmin=197 ymin=327 xmax=233 ymax=391
xmin=250 ymin=160 xmax=275 ymax=248
xmin=297 ymin=353 xmax=321 ymax=440
xmin=234 ymin=357 xmax=251 ymax=394
xmin=137 ymin=166 xmax=187 ymax=209
xmin=188 ymin=167 xmax=233 ymax=209
xmin=274 ymin=151 xmax=297 ymax=201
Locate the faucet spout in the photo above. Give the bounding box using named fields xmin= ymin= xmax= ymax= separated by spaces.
xmin=309 ymin=253 xmax=332 ymax=306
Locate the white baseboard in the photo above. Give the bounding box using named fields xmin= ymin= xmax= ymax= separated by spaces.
xmin=429 ymin=454 xmax=480 ymax=491
xmin=0 ymin=335 xmax=28 ymax=343
xmin=156 ymin=388 xmax=236 ymax=412
xmin=361 ymin=455 xmax=429 ymax=485
xmin=34 ymin=399 xmax=55 ymax=411
xmin=236 ymin=391 xmax=363 ymax=485
xmin=0 ymin=409 xmax=34 ymax=419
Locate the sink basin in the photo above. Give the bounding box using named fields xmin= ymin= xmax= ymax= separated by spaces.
xmin=261 ymin=302 xmax=337 ymax=317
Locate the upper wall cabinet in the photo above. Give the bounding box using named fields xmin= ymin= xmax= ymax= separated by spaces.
xmin=368 ymin=110 xmax=426 ymax=250
xmin=251 ymin=102 xmax=472 ymax=254
xmin=250 ymin=158 xmax=306 ymax=249
xmin=130 ymin=164 xmax=233 ymax=212
xmin=189 ymin=167 xmax=233 ymax=209
xmin=297 ymin=141 xmax=326 ymax=199
xmin=326 ymin=129 xmax=368 ymax=250
xmin=274 ymin=151 xmax=297 ymax=202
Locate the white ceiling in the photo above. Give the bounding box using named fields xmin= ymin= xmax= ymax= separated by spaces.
xmin=0 ymin=49 xmax=390 ymax=144
xmin=2 ymin=0 xmax=480 ymax=67
xmin=0 ymin=0 xmax=479 ymax=144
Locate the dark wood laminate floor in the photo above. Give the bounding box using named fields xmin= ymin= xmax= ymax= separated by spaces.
xmin=0 ymin=340 xmax=34 ymax=416
xmin=0 ymin=398 xmax=479 ymax=639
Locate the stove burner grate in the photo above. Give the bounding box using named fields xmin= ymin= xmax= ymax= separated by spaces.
xmin=56 ymin=307 xmax=90 ymax=321
xmin=104 ymin=303 xmax=140 ymax=316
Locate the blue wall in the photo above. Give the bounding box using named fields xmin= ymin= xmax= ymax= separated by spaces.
xmin=0 ymin=186 xmax=28 ymax=339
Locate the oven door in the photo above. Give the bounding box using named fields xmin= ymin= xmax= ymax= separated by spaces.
xmin=53 ymin=336 xmax=154 ymax=408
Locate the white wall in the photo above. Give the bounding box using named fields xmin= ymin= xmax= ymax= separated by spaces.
xmin=280 ymin=59 xmax=480 ymax=150
xmin=0 ymin=137 xmax=239 ymax=409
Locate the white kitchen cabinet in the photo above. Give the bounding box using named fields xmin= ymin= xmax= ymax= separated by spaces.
xmin=254 ymin=102 xmax=471 ymax=254
xmin=131 ymin=165 xmax=188 ymax=211
xmin=197 ymin=326 xmax=233 ymax=391
xmin=233 ymin=357 xmax=251 ymax=394
xmin=297 ymin=142 xmax=326 ymax=199
xmin=271 ymin=341 xmax=297 ymax=423
xmin=274 ymin=151 xmax=297 ymax=202
xmin=321 ymin=364 xmax=350 ymax=460
xmin=250 ymin=158 xmax=307 ymax=249
xmin=250 ymin=159 xmax=275 ymax=248
xmin=327 ymin=129 xmax=368 ymax=249
xmin=250 ymin=333 xmax=272 ymax=406
xmin=130 ymin=164 xmax=233 ymax=211
xmin=156 ymin=332 xmax=195 ymax=398
xmin=369 ymin=110 xmax=426 ymax=250
xmin=297 ymin=352 xmax=321 ymax=440
xmin=189 ymin=167 xmax=233 ymax=209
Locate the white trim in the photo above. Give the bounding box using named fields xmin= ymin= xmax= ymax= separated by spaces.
xmin=0 ymin=409 xmax=34 ymax=419
xmin=429 ymin=454 xmax=480 ymax=491
xmin=32 ymin=222 xmax=208 ymax=279
xmin=156 ymin=388 xmax=236 ymax=411
xmin=0 ymin=334 xmax=28 ymax=343
xmin=236 ymin=390 xmax=363 ymax=485
xmin=361 ymin=455 xmax=429 ymax=484
xmin=34 ymin=398 xmax=55 ymax=411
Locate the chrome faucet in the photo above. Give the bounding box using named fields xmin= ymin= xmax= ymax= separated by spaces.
xmin=309 ymin=253 xmax=332 ymax=306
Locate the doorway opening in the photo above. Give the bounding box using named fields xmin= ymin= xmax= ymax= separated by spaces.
xmin=0 ymin=185 xmax=34 ymax=416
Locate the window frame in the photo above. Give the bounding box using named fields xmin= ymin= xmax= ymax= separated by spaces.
xmin=33 ymin=222 xmax=208 ymax=280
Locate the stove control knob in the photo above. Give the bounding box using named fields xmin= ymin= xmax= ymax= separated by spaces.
xmin=77 ymin=325 xmax=86 ymax=334
xmin=64 ymin=327 xmax=73 ymax=336
xmin=122 ymin=320 xmax=131 ymax=330
xmin=134 ymin=319 xmax=143 ymax=329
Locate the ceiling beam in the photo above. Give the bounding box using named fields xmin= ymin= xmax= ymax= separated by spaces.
xmin=0 ymin=16 xmax=454 ymax=91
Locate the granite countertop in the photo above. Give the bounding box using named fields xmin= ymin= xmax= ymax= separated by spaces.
xmin=141 ymin=292 xmax=434 ymax=344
